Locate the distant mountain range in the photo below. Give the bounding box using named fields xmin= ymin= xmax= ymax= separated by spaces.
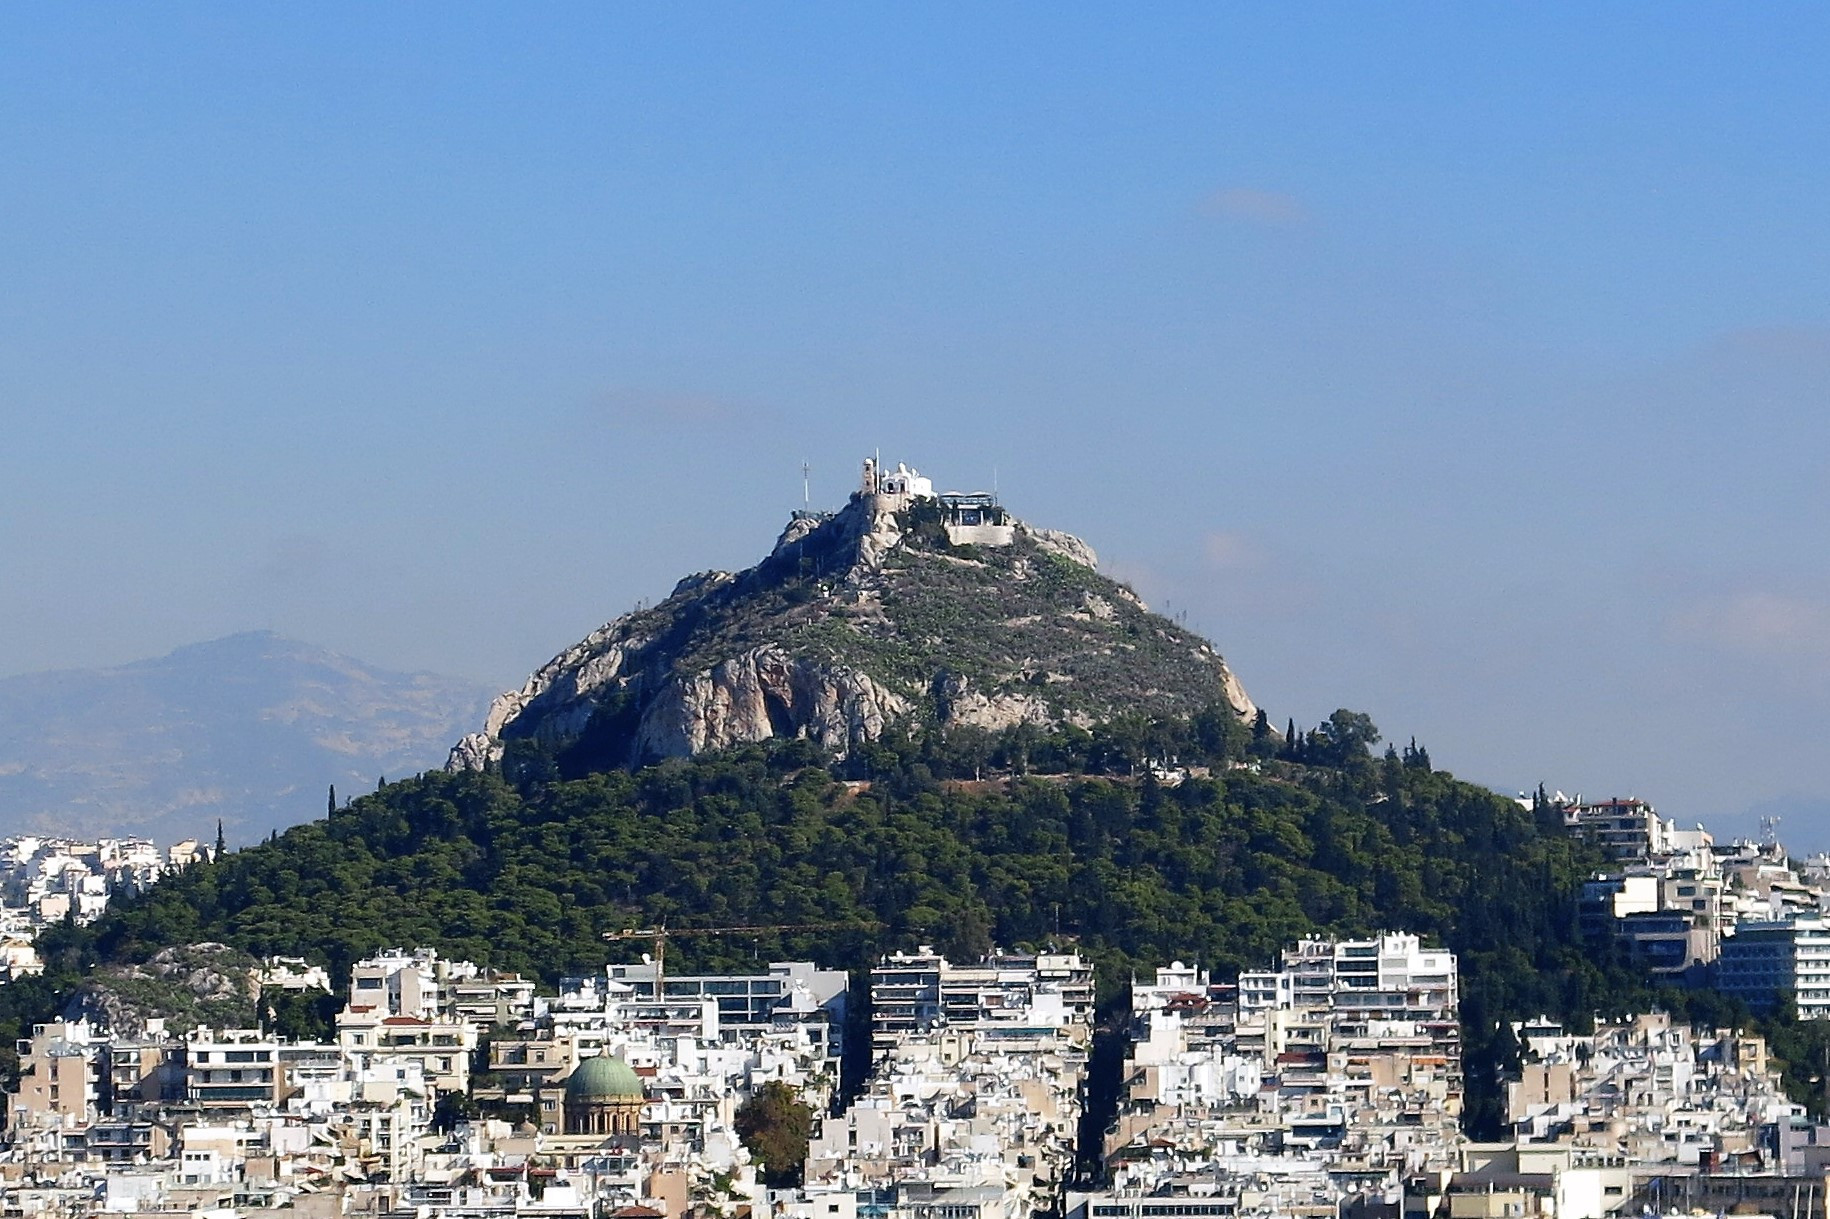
xmin=0 ymin=633 xmax=494 ymax=845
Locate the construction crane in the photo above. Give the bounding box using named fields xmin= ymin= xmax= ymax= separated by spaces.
xmin=601 ymin=921 xmax=879 ymax=997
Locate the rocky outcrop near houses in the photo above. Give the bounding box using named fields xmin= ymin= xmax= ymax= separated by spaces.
xmin=62 ymin=943 xmax=262 ymax=1037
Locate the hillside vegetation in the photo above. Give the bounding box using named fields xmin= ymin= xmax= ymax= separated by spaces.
xmin=6 ymin=709 xmax=1752 ymax=1135
xmin=785 ymin=527 xmax=1240 ymax=721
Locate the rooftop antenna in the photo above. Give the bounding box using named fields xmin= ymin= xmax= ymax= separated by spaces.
xmin=801 ymin=460 xmax=810 ymax=508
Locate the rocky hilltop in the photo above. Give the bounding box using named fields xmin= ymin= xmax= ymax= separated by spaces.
xmin=451 ymin=461 xmax=1256 ymax=772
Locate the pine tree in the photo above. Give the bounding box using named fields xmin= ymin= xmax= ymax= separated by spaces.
xmin=328 ymin=785 xmax=337 ymax=817
xmin=214 ymin=819 xmax=226 ymax=858
xmin=1248 ymin=707 xmax=1276 ymax=758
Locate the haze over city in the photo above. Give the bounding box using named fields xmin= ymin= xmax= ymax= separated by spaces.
xmin=5 ymin=5 xmax=1829 ymax=844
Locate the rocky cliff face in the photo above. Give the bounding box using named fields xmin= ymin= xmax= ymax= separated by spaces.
xmin=450 ymin=482 xmax=1258 ymax=772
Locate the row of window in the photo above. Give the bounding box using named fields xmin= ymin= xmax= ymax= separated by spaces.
xmin=664 ymin=979 xmax=786 ymax=996
xmin=193 ymin=1049 xmax=273 ymax=1064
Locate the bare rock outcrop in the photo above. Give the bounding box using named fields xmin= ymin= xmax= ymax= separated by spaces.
xmin=1018 ymin=523 xmax=1099 ymax=570
xmin=64 ymin=942 xmax=260 ymax=1036
xmin=632 ymin=647 xmax=912 ymax=759
xmin=933 ymin=672 xmax=1055 ymax=733
xmin=447 ymin=731 xmax=498 ymax=771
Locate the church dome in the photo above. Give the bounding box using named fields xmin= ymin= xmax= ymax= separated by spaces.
xmin=564 ymin=1054 xmax=643 ymax=1101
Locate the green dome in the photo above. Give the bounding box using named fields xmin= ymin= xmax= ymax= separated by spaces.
xmin=565 ymin=1054 xmax=643 ymax=1100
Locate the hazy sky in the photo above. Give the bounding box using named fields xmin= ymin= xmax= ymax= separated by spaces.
xmin=4 ymin=5 xmax=1829 ymax=845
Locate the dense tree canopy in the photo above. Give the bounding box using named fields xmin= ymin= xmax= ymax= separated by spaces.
xmin=3 ymin=708 xmax=1810 ymax=1135
xmin=735 ymin=1080 xmax=815 ymax=1187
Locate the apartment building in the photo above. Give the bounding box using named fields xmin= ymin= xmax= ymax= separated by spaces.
xmin=869 ymin=947 xmax=1094 ymax=1053
xmin=1717 ymin=918 xmax=1830 ymax=1017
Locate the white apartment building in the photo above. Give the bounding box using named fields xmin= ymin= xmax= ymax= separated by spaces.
xmin=347 ymin=947 xmax=455 ymax=1019
xmin=184 ymin=1028 xmax=285 ymax=1108
xmin=1717 ymin=918 xmax=1830 ymax=1018
xmin=603 ymin=958 xmax=847 ymax=1055
xmin=1278 ymin=931 xmax=1458 ymax=1017
xmin=1563 ymin=799 xmax=1671 ymax=860
xmin=869 ymin=947 xmax=1094 ymax=1053
xmin=335 ymin=1010 xmax=476 ymax=1095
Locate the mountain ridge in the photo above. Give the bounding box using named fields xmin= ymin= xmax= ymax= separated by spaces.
xmin=0 ymin=631 xmax=492 ymax=844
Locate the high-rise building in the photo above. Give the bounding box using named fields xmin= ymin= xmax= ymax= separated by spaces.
xmin=1717 ymin=917 xmax=1830 ymax=1018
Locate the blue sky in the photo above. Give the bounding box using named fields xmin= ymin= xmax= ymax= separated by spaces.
xmin=4 ymin=5 xmax=1829 ymax=843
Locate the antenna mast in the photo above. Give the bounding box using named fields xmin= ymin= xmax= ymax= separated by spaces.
xmin=801 ymin=460 xmax=810 ymax=508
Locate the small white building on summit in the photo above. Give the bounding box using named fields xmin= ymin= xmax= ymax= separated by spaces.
xmin=867 ymin=459 xmax=934 ymax=501
xmin=860 ymin=456 xmax=1016 ymax=548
